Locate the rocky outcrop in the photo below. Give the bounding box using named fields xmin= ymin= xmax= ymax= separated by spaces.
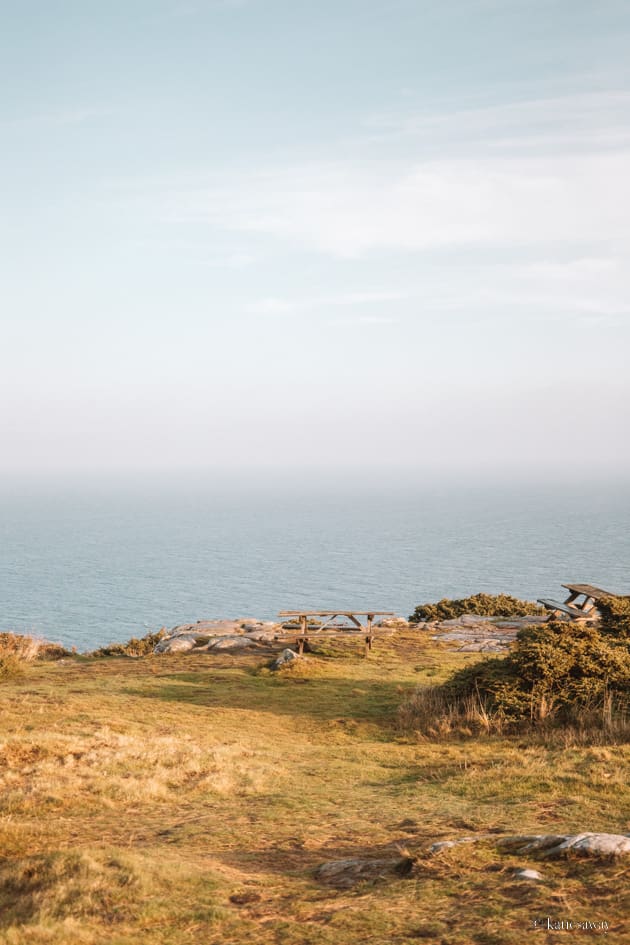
xmin=153 ymin=618 xmax=281 ymax=655
xmin=427 ymin=614 xmax=547 ymax=652
xmin=314 ymin=829 xmax=630 ymax=890
xmin=498 ymin=833 xmax=630 ymax=858
xmin=430 ymin=831 xmax=630 ymax=859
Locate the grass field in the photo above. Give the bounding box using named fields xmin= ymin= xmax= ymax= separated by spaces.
xmin=0 ymin=632 xmax=628 ymax=943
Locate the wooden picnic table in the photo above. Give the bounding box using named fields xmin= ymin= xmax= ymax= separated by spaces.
xmin=538 ymin=583 xmax=620 ymax=620
xmin=277 ymin=610 xmax=395 ymax=656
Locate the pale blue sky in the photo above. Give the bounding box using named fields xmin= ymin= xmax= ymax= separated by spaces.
xmin=2 ymin=0 xmax=630 ymax=477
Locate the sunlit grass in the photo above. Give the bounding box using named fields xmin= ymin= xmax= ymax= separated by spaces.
xmin=0 ymin=632 xmax=628 ymax=943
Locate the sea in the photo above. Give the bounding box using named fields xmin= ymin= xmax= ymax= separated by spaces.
xmin=1 ymin=476 xmax=628 ymax=652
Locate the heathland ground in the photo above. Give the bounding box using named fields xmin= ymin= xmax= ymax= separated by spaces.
xmin=0 ymin=631 xmax=628 ymax=944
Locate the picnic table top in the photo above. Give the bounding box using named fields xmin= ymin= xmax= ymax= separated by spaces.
xmin=278 ymin=610 xmax=395 ymax=617
xmin=562 ymin=584 xmax=620 ymax=599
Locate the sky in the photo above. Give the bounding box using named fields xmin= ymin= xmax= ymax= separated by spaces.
xmin=2 ymin=0 xmax=630 ymax=480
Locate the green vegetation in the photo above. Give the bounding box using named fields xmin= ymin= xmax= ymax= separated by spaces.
xmin=90 ymin=629 xmax=167 ymax=658
xmin=409 ymin=592 xmax=543 ymax=623
xmin=400 ymin=620 xmax=630 ymax=737
xmin=0 ymin=631 xmax=628 ymax=943
xmin=598 ymin=595 xmax=630 ymax=640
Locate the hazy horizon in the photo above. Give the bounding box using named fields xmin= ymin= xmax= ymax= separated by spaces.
xmin=3 ymin=1 xmax=630 ymax=478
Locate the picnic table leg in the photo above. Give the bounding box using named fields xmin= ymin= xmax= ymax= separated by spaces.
xmin=296 ymin=615 xmax=308 ymax=654
xmin=364 ymin=614 xmax=375 ymax=657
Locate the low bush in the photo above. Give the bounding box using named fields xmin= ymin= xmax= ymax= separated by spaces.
xmin=0 ymin=632 xmax=70 ymax=680
xmin=409 ymin=592 xmax=543 ymax=623
xmin=400 ymin=620 xmax=630 ymax=737
xmin=90 ymin=629 xmax=166 ymax=658
xmin=597 ymin=595 xmax=630 ymax=640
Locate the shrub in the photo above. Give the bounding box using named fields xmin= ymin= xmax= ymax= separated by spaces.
xmin=409 ymin=592 xmax=543 ymax=623
xmin=90 ymin=629 xmax=167 ymax=658
xmin=0 ymin=653 xmax=26 ymax=680
xmin=597 ymin=595 xmax=630 ymax=641
xmin=400 ymin=620 xmax=630 ymax=736
xmin=0 ymin=632 xmax=69 ymax=680
xmin=0 ymin=632 xmax=41 ymax=662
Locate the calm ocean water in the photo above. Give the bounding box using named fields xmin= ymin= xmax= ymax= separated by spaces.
xmin=0 ymin=478 xmax=628 ymax=651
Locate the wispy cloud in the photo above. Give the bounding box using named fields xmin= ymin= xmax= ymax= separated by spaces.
xmin=167 ymin=149 xmax=630 ymax=258
xmin=3 ymin=107 xmax=112 ymax=130
xmin=364 ymin=90 xmax=630 ymax=155
xmin=246 ymin=291 xmax=406 ymax=315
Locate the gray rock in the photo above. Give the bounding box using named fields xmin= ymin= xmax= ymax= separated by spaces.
xmin=459 ymin=641 xmax=505 ymax=652
xmin=377 ymin=617 xmax=409 ymax=629
xmin=154 ymin=636 xmax=196 ymax=654
xmin=171 ymin=620 xmax=245 ymax=637
xmin=513 ymin=868 xmax=543 ymax=881
xmin=241 ymin=620 xmax=277 ymax=631
xmin=498 ymin=832 xmax=630 ymax=858
xmin=430 ymin=836 xmax=485 ymax=853
xmin=245 ymin=631 xmax=277 ymax=642
xmin=494 ymin=616 xmax=548 ymax=628
xmin=315 ymin=855 xmax=415 ymax=888
xmin=205 ymin=635 xmax=258 ymax=651
xmin=271 ymin=648 xmax=301 ymax=670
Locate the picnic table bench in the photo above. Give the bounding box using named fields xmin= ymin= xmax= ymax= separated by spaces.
xmin=277 ymin=610 xmax=395 ymax=657
xmin=538 ymin=584 xmax=620 ymax=620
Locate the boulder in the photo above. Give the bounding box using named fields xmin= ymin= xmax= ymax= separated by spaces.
xmin=205 ymin=635 xmax=258 ymax=651
xmin=377 ymin=617 xmax=409 ymax=629
xmin=154 ymin=636 xmax=196 ymax=654
xmin=430 ymin=836 xmax=488 ymax=853
xmin=315 ymin=855 xmax=415 ymax=888
xmin=429 ymin=831 xmax=630 ymax=863
xmin=498 ymin=833 xmax=630 ymax=858
xmin=271 ymin=648 xmax=301 ymax=670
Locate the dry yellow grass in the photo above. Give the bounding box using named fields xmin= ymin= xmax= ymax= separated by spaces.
xmin=0 ymin=632 xmax=628 ymax=943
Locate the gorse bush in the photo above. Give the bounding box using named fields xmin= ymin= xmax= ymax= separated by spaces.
xmin=90 ymin=629 xmax=166 ymax=658
xmin=448 ymin=622 xmax=630 ymax=718
xmin=400 ymin=620 xmax=630 ymax=736
xmin=597 ymin=595 xmax=630 ymax=640
xmin=409 ymin=592 xmax=543 ymax=623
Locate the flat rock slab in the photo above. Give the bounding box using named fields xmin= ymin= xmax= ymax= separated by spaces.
xmin=315 ymin=855 xmax=415 ymax=888
xmin=430 ymin=615 xmax=546 ymax=652
xmin=204 ymin=635 xmax=259 ymax=651
xmin=170 ymin=620 xmax=246 ymax=636
xmin=155 ymin=632 xmax=262 ymax=654
xmin=154 ymin=617 xmax=281 ymax=655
